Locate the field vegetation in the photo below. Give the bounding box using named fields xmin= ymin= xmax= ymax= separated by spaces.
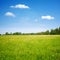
xmin=0 ymin=35 xmax=60 ymax=60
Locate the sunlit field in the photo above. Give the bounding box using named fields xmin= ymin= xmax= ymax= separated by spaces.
xmin=0 ymin=35 xmax=60 ymax=60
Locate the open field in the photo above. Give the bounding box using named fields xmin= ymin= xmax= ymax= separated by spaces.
xmin=0 ymin=35 xmax=60 ymax=60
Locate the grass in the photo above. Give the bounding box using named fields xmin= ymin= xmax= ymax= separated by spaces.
xmin=0 ymin=35 xmax=60 ymax=60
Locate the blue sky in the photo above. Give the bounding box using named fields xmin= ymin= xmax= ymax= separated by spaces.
xmin=0 ymin=0 xmax=60 ymax=33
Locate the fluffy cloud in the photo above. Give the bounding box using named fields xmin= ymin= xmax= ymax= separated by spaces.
xmin=10 ymin=4 xmax=29 ymax=9
xmin=5 ymin=12 xmax=15 ymax=17
xmin=41 ymin=15 xmax=54 ymax=20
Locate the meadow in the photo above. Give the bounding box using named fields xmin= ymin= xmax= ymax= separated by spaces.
xmin=0 ymin=35 xmax=60 ymax=60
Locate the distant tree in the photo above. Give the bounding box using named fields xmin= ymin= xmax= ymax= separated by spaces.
xmin=30 ymin=33 xmax=36 ymax=35
xmin=13 ymin=32 xmax=21 ymax=35
xmin=54 ymin=28 xmax=59 ymax=34
xmin=44 ymin=30 xmax=50 ymax=35
xmin=3 ymin=27 xmax=60 ymax=35
xmin=40 ymin=32 xmax=44 ymax=35
xmin=36 ymin=32 xmax=41 ymax=35
xmin=0 ymin=34 xmax=1 ymax=35
xmin=58 ymin=27 xmax=60 ymax=34
xmin=50 ymin=29 xmax=55 ymax=35
xmin=5 ymin=32 xmax=9 ymax=35
xmin=50 ymin=27 xmax=59 ymax=35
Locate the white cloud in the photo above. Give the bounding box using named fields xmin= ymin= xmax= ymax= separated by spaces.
xmin=41 ymin=15 xmax=54 ymax=20
xmin=10 ymin=4 xmax=29 ymax=9
xmin=5 ymin=12 xmax=15 ymax=17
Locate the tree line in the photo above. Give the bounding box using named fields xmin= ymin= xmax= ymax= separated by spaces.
xmin=0 ymin=27 xmax=60 ymax=35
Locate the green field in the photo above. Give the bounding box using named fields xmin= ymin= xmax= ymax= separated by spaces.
xmin=0 ymin=35 xmax=60 ymax=60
